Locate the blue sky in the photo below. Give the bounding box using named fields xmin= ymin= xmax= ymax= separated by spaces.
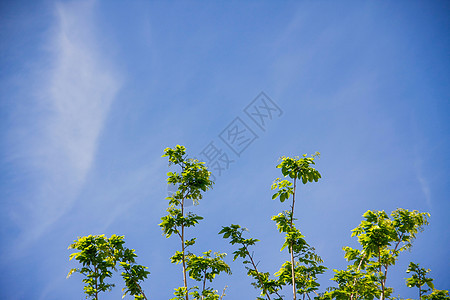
xmin=0 ymin=0 xmax=449 ymax=299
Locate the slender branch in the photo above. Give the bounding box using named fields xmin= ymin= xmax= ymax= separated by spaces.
xmin=381 ymin=232 xmax=404 ymax=300
xmin=275 ymin=291 xmax=283 ymax=299
xmin=134 ymin=278 xmax=149 ymax=300
xmin=94 ymin=266 xmax=98 ymax=300
xmin=290 ymin=246 xmax=297 ymax=299
xmin=290 ymin=178 xmax=296 ymax=227
xmin=377 ymin=246 xmax=385 ymax=300
xmin=123 ymin=268 xmax=149 ymax=300
xmin=356 ymin=252 xmax=366 ymax=272
xmin=181 ymin=195 xmax=189 ymax=300
xmin=202 ymin=269 xmax=207 ymax=295
xmin=290 ymin=177 xmax=297 ymax=300
xmin=176 ymin=229 xmax=182 ymax=239
xmin=350 ymin=252 xmax=366 ymax=300
xmin=242 ymin=242 xmax=272 ymax=300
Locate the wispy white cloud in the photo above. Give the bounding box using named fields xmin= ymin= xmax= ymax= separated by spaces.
xmin=409 ymin=110 xmax=432 ymax=208
xmin=8 ymin=0 xmax=122 ymax=253
xmin=415 ymin=164 xmax=432 ymax=207
xmin=414 ymin=145 xmax=432 ymax=207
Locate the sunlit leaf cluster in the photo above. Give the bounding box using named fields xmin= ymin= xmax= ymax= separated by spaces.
xmin=68 ymin=234 xmax=149 ymax=300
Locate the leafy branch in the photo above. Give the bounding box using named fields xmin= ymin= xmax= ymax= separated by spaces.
xmin=67 ymin=234 xmax=149 ymax=300
xmin=220 ymin=224 xmax=283 ymax=300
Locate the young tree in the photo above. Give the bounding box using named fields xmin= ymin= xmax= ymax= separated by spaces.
xmin=221 ymin=153 xmax=324 ymax=300
xmin=160 ymin=145 xmax=230 ymax=300
xmin=406 ymin=262 xmax=434 ymax=299
xmin=322 ymin=209 xmax=430 ymax=300
xmin=405 ymin=262 xmax=450 ymax=300
xmin=271 ymin=153 xmax=323 ymax=300
xmin=67 ymin=234 xmax=149 ymax=300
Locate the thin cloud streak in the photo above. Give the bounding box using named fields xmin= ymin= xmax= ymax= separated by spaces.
xmin=414 ymin=153 xmax=432 ymax=208
xmin=11 ymin=0 xmax=122 ymax=252
xmin=411 ymin=113 xmax=432 ymax=209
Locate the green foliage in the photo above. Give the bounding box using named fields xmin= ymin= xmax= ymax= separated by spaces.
xmin=275 ymin=260 xmax=326 ymax=295
xmin=171 ymin=285 xmax=227 ymax=300
xmin=272 ymin=211 xmax=326 ymax=297
xmin=352 ymin=209 xmax=430 ymax=257
xmin=162 ymin=145 xmax=213 ymax=206
xmin=272 ymin=211 xmax=307 ymax=253
xmin=220 ymin=154 xmax=325 ymax=300
xmin=119 ymin=246 xmax=150 ymax=300
xmin=171 ymin=287 xmax=188 ymax=300
xmin=68 ymin=235 xmax=115 ymax=299
xmin=323 ymin=208 xmax=430 ymax=300
xmin=187 ymin=250 xmax=231 ymax=283
xmin=320 ymin=268 xmax=381 ymax=300
xmin=219 ymin=225 xmax=259 ymax=260
xmin=68 ymin=146 xmax=446 ymax=300
xmin=271 ymin=179 xmax=293 ymax=202
xmin=405 ymin=262 xmax=449 ymax=300
xmin=423 ymin=290 xmax=450 ymax=300
xmin=190 ymin=287 xmax=222 ymax=300
xmin=161 ymin=145 xmax=227 ymax=300
xmin=406 ymin=262 xmax=434 ymax=298
xmin=220 ymin=225 xmax=283 ymax=299
xmin=171 ymin=250 xmax=231 ymax=299
xmin=275 ymin=153 xmax=321 ymax=184
xmin=273 ymin=154 xmax=323 ymax=300
xmin=67 ymin=234 xmax=149 ymax=300
xmin=159 ymin=207 xmax=204 ymax=238
xmin=271 ymin=153 xmax=321 ymax=205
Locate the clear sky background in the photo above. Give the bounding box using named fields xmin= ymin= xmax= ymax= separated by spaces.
xmin=0 ymin=1 xmax=449 ymax=299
